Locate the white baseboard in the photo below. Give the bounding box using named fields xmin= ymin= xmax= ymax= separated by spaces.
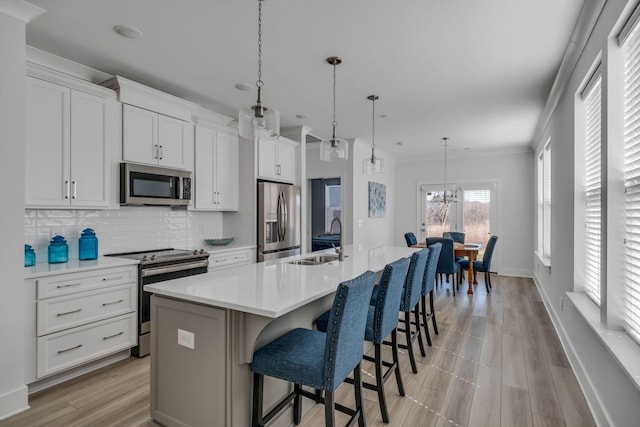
xmin=495 ymin=268 xmax=533 ymax=278
xmin=0 ymin=385 xmax=29 ymax=421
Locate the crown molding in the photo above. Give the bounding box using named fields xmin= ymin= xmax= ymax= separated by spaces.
xmin=0 ymin=1 xmax=45 ymax=23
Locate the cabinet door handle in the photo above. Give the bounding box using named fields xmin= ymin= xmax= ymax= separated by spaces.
xmin=103 ymin=331 xmax=124 ymax=340
xmin=159 ymin=145 xmax=163 ymax=159
xmin=57 ymin=344 xmax=83 ymax=354
xmin=64 ymin=180 xmax=70 ymax=199
xmin=102 ymin=299 xmax=124 ymax=307
xmin=56 ymin=308 xmax=82 ymax=317
xmin=214 ymin=258 xmax=227 ymax=263
xmin=72 ymin=181 xmax=77 ymax=199
xmin=154 ymin=144 xmax=158 ymax=159
xmin=56 ymin=282 xmax=81 ymax=289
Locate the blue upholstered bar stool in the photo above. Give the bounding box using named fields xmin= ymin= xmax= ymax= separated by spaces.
xmin=404 ymin=232 xmax=418 ymax=247
xmin=250 ymin=271 xmax=376 ymax=427
xmin=316 ymin=257 xmax=410 ymax=423
xmin=420 ymin=243 xmax=441 ymax=347
xmin=426 ymin=237 xmax=460 ymax=296
xmin=395 ymin=248 xmax=429 ymax=373
xmin=458 ymin=235 xmax=499 ymax=293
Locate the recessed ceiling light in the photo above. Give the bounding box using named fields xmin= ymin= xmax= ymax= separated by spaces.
xmin=380 ymin=114 xmax=387 ymax=118
xmin=396 ymin=141 xmax=405 ymax=146
xmin=464 ymin=147 xmax=471 ymax=151
xmin=113 ymin=24 xmax=143 ymax=39
xmin=296 ymin=114 xmax=310 ymax=120
xmin=234 ymin=83 xmax=252 ymax=91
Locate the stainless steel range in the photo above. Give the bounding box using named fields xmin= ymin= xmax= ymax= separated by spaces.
xmin=106 ymin=248 xmax=209 ymax=357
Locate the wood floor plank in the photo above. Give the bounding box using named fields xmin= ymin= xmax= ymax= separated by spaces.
xmin=502 ymin=385 xmax=533 ymax=427
xmin=549 ymin=365 xmax=596 ymax=427
xmin=468 ymin=365 xmax=502 ymax=427
xmin=0 ymin=276 xmax=597 ymax=427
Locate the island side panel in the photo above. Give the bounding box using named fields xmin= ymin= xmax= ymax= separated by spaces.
xmin=150 ymin=295 xmax=230 ymax=427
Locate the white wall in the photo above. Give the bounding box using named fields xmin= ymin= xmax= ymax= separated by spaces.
xmin=351 ymin=139 xmax=396 ymax=248
xmin=395 ymin=148 xmax=534 ymax=277
xmin=533 ymin=0 xmax=640 ymax=425
xmin=0 ymin=2 xmax=43 ymax=420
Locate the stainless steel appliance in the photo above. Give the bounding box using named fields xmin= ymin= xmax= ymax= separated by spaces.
xmin=105 ymin=248 xmax=209 ymax=357
xmin=258 ymin=181 xmax=301 ymax=261
xmin=120 ymin=162 xmax=192 ymax=206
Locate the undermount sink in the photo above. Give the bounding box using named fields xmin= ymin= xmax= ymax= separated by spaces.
xmin=288 ymin=254 xmax=345 ymax=265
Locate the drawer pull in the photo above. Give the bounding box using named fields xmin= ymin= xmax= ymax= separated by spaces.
xmin=102 ymin=299 xmax=124 ymax=307
xmin=57 ymin=344 xmax=83 ymax=354
xmin=102 ymin=275 xmax=124 ymax=282
xmin=57 ymin=282 xmax=81 ymax=289
xmin=56 ymin=308 xmax=82 ymax=317
xmin=215 ymin=258 xmax=227 ymax=263
xmin=103 ymin=331 xmax=124 ymax=340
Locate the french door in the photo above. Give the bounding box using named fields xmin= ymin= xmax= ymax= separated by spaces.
xmin=420 ymin=182 xmax=496 ymax=258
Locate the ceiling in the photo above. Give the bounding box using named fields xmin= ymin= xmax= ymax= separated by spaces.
xmin=25 ymin=0 xmax=585 ymax=160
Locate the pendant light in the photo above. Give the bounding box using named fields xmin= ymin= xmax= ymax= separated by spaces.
xmin=320 ymin=56 xmax=349 ymax=162
xmin=362 ymin=95 xmax=384 ymax=174
xmin=238 ymin=0 xmax=279 ymax=140
xmin=432 ymin=137 xmax=458 ymax=204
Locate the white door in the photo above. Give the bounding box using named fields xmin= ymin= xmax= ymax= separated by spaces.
xmin=215 ymin=131 xmax=238 ymax=210
xmin=122 ymin=104 xmax=157 ymax=165
xmin=70 ymin=90 xmax=110 ymax=207
xmin=419 ymin=184 xmax=459 ymax=240
xmin=25 ymin=77 xmax=71 ymax=207
xmin=158 ymin=114 xmax=188 ymax=169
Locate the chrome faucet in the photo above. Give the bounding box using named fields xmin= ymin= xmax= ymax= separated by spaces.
xmin=330 ymin=216 xmax=344 ymax=261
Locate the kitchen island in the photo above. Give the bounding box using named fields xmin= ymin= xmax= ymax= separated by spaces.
xmin=144 ymin=244 xmax=418 ymax=427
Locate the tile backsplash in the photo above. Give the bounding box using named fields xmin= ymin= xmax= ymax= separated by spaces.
xmin=25 ymin=207 xmax=223 ymax=259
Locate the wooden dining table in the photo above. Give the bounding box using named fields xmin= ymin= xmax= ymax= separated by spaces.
xmin=412 ymin=242 xmax=483 ymax=295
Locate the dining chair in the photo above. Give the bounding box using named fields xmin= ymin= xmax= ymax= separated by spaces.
xmin=458 ymin=235 xmax=499 ymax=293
xmin=250 ymin=271 xmax=376 ymax=427
xmin=404 ymin=232 xmax=418 ymax=247
xmin=426 ymin=237 xmax=461 ymax=296
xmin=316 ymin=257 xmax=410 ymax=423
xmin=395 ymin=248 xmax=429 ymax=373
xmin=443 ymin=231 xmax=465 ymax=243
xmin=420 ymin=242 xmax=441 ymax=346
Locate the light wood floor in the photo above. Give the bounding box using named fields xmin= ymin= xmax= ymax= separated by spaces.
xmin=0 ymin=275 xmax=595 ymax=427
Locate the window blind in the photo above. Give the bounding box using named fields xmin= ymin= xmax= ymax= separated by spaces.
xmin=584 ymin=73 xmax=602 ymax=306
xmin=543 ymin=143 xmax=552 ymax=259
xmin=623 ymin=20 xmax=640 ymax=344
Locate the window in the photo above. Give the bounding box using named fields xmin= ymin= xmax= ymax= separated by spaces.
xmin=538 ymin=140 xmax=552 ymax=261
xmin=623 ymin=20 xmax=640 ymax=344
xmin=583 ymin=69 xmax=602 ymax=306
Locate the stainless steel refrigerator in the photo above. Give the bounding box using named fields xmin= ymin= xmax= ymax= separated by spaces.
xmin=257 ymin=181 xmax=301 ymax=261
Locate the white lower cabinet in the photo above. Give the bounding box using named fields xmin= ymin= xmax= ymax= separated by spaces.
xmin=208 ymin=248 xmax=254 ymax=271
xmin=30 ymin=265 xmax=138 ymax=379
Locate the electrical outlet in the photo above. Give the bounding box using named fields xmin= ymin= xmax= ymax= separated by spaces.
xmin=177 ymin=328 xmax=195 ymax=350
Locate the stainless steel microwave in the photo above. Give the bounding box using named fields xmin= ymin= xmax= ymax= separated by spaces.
xmin=120 ymin=163 xmax=192 ymax=206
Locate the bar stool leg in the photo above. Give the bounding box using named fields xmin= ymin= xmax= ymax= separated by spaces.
xmin=391 ymin=329 xmax=405 ymax=396
xmin=252 ymin=373 xmax=264 ymax=427
xmin=430 ymin=290 xmax=438 ymax=335
xmin=324 ymin=390 xmax=336 ymax=427
xmin=374 ymin=343 xmax=390 ymax=423
xmin=404 ymin=311 xmax=418 ymax=373
xmin=353 ymin=363 xmax=366 ymax=427
xmin=421 ymin=295 xmax=432 ymax=347
xmin=293 ymin=384 xmax=302 ymax=425
xmin=414 ymin=306 xmax=426 ymax=357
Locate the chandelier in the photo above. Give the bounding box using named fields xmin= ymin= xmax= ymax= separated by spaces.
xmin=431 ymin=137 xmax=458 ymax=204
xmin=238 ymin=0 xmax=280 ymax=140
xmin=362 ymin=94 xmax=384 ymax=174
xmin=319 ymin=56 xmax=349 ymax=162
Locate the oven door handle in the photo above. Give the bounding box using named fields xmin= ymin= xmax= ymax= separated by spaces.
xmin=141 ymin=260 xmax=209 ymax=277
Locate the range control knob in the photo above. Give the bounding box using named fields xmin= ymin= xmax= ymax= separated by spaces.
xmin=150 ymin=254 xmax=156 ymax=261
xmin=142 ymin=255 xmax=148 ymax=262
xmin=193 ymin=249 xmax=198 ymax=255
xmin=199 ymin=249 xmax=205 ymax=254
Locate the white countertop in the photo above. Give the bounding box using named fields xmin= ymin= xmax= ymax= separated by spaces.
xmin=144 ymin=245 xmax=419 ymax=318
xmin=24 ymin=256 xmax=139 ymax=279
xmin=204 ymin=243 xmax=256 ymax=254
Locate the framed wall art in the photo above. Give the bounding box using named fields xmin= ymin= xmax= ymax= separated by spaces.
xmin=368 ymin=181 xmax=386 ymax=218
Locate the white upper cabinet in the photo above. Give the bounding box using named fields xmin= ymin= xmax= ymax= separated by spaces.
xmin=194 ymin=124 xmax=239 ymax=211
xmin=122 ymin=104 xmax=192 ymax=169
xmin=101 ymin=76 xmax=198 ymax=171
xmin=257 ymin=136 xmax=297 ymax=183
xmin=25 ymin=75 xmax=115 ymax=208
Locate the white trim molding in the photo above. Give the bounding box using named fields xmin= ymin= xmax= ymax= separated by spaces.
xmin=0 ymin=385 xmax=28 ymax=421
xmin=0 ymin=1 xmax=45 ymax=23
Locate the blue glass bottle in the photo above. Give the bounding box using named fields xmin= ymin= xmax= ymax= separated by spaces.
xmin=79 ymin=228 xmax=98 ymax=260
xmin=48 ymin=235 xmax=68 ymax=264
xmin=24 ymin=244 xmax=36 ymax=267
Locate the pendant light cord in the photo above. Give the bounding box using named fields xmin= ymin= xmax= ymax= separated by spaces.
xmin=443 ymin=137 xmax=449 ymax=202
xmin=257 ymin=0 xmax=263 ymax=89
xmin=332 ymin=61 xmax=337 ymax=139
